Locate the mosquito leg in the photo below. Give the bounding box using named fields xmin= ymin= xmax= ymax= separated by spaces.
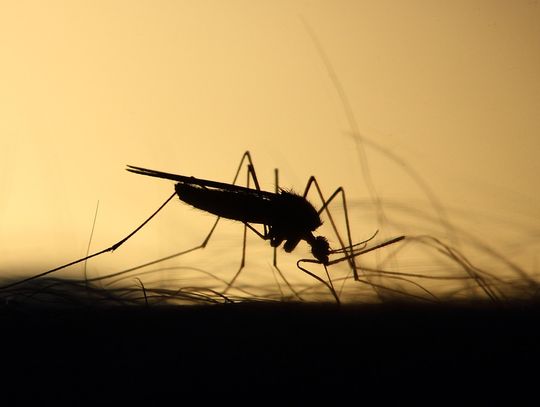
xmin=0 ymin=152 xmax=258 ymax=292
xmin=0 ymin=191 xmax=178 ymax=290
xmin=122 ymin=150 xmax=262 ymax=297
xmin=220 ymin=151 xmax=281 ymax=295
xmin=190 ymin=152 xmax=256 ymax=251
xmin=116 ymin=151 xmax=261 ymax=297
xmin=222 ymin=163 xmax=253 ymax=294
xmin=223 ymin=159 xmax=302 ymax=299
xmin=303 ymin=176 xmax=359 ymax=280
xmin=235 ymin=220 xmax=300 ymax=300
xmin=270 ymin=167 xmax=303 ymax=300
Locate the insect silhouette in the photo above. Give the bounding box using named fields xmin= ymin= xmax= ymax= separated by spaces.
xmin=0 ymin=151 xmax=404 ymax=303
xmin=127 ymin=159 xmax=331 ymax=264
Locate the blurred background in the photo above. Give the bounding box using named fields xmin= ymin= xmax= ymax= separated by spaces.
xmin=1 ymin=0 xmax=539 ymax=302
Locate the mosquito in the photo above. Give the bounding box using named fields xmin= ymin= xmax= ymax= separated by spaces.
xmin=1 ymin=151 xmax=404 ymax=303
xmin=127 ymin=153 xmax=405 ymax=300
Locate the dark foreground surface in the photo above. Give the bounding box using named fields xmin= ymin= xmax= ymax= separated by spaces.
xmin=1 ymin=301 xmax=539 ymax=404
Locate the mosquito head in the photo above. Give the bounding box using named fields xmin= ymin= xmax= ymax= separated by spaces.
xmin=310 ymin=235 xmax=330 ymax=265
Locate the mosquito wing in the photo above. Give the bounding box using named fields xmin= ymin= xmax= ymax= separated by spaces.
xmin=126 ymin=165 xmax=276 ymax=199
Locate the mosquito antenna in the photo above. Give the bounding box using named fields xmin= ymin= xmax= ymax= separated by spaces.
xmin=327 ymin=236 xmax=406 ymax=266
xmin=0 ymin=191 xmax=177 ymax=290
xmin=329 ymin=230 xmax=379 ymax=255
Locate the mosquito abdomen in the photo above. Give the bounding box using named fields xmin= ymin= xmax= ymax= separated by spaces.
xmin=175 ymin=183 xmax=274 ymax=225
xmin=175 ymin=183 xmax=323 ymax=237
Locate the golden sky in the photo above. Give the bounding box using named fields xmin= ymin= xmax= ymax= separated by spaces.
xmin=1 ymin=1 xmax=539 ymax=299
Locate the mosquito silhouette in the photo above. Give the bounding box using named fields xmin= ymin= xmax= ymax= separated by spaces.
xmin=1 ymin=151 xmax=404 ymax=303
